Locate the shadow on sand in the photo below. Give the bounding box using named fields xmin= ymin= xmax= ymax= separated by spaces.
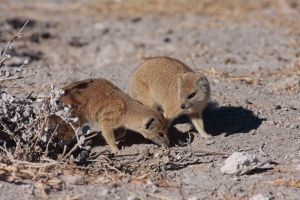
xmin=94 ymin=105 xmax=266 ymax=148
xmin=168 ymin=105 xmax=265 ymax=145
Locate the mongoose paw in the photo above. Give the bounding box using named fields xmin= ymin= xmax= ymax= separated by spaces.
xmin=200 ymin=131 xmax=213 ymax=139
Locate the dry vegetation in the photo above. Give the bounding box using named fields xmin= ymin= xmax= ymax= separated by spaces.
xmin=0 ymin=0 xmax=300 ymax=198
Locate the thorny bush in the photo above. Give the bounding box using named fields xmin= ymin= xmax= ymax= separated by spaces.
xmin=0 ymin=21 xmax=90 ymax=164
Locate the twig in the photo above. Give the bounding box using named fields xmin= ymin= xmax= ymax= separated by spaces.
xmin=0 ymin=144 xmax=14 ymax=161
xmin=265 ymin=178 xmax=300 ymax=188
xmin=0 ymin=75 xmax=23 ymax=81
xmin=193 ymin=149 xmax=228 ymax=156
xmin=147 ymin=193 xmax=173 ymax=200
xmin=5 ymin=70 xmax=37 ymax=89
xmin=259 ymin=143 xmax=267 ymax=156
xmin=57 ymin=145 xmax=67 ymax=161
xmin=59 ymin=143 xmax=79 ymax=162
xmin=84 ymin=133 xmax=97 ymax=140
xmin=12 ymin=160 xmax=58 ymax=168
xmin=105 ymin=163 xmax=126 ymax=175
xmin=61 ymin=194 xmax=82 ymax=200
xmin=0 ymin=20 xmax=29 ymax=67
xmin=44 ymin=123 xmax=59 ymax=157
xmin=36 ymin=181 xmax=49 ymax=200
xmin=0 ymin=119 xmax=15 ymax=138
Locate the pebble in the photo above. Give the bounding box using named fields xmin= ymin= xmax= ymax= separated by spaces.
xmin=244 ymin=99 xmax=253 ymax=105
xmin=62 ymin=175 xmax=85 ymax=185
xmin=250 ymin=130 xmax=256 ymax=135
xmin=205 ymin=139 xmax=215 ymax=145
xmin=188 ymin=197 xmax=199 ymax=200
xmin=289 ymin=124 xmax=296 ymax=129
xmin=127 ymin=194 xmax=137 ymax=200
xmin=151 ymin=185 xmax=158 ymax=193
xmin=274 ymin=105 xmax=281 ymax=110
xmin=102 ymin=189 xmax=109 ymax=195
xmin=250 ymin=194 xmax=269 ymax=200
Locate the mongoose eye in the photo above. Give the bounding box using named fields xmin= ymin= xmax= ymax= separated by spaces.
xmin=188 ymin=92 xmax=196 ymax=99
xmin=158 ymin=132 xmax=164 ymax=137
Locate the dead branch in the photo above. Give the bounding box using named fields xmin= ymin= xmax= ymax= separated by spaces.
xmin=0 ymin=20 xmax=29 ymax=67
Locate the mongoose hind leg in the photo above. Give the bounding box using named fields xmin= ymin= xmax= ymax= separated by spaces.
xmin=115 ymin=127 xmax=126 ymax=140
xmin=190 ymin=112 xmax=212 ymax=138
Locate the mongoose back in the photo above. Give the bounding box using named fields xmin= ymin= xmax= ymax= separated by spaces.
xmin=49 ymin=78 xmax=169 ymax=153
xmin=128 ymin=57 xmax=211 ymax=138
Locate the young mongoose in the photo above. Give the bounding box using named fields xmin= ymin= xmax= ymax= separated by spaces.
xmin=128 ymin=57 xmax=211 ymax=138
xmin=50 ymin=78 xmax=169 ymax=153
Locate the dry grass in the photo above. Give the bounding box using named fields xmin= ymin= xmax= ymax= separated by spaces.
xmin=2 ymin=0 xmax=300 ymax=32
xmin=265 ymin=179 xmax=300 ymax=188
xmin=204 ymin=60 xmax=300 ymax=93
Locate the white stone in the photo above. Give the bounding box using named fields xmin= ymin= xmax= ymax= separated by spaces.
xmin=221 ymin=152 xmax=262 ymax=175
xmin=250 ymin=194 xmax=269 ymax=200
xmin=188 ymin=197 xmax=199 ymax=200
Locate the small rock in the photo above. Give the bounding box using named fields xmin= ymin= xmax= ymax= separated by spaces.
xmin=221 ymin=152 xmax=263 ymax=175
xmin=174 ymin=123 xmax=193 ymax=133
xmin=250 ymin=194 xmax=269 ymax=200
xmin=250 ymin=130 xmax=256 ymax=135
xmin=274 ymin=105 xmax=281 ymax=110
xmin=289 ymin=124 xmax=296 ymax=129
xmin=266 ymin=120 xmax=275 ymax=126
xmin=142 ymin=149 xmax=150 ymax=157
xmin=146 ymin=179 xmax=155 ymax=186
xmin=127 ymin=194 xmax=137 ymax=200
xmin=102 ymin=189 xmax=109 ymax=195
xmin=62 ymin=175 xmax=85 ymax=185
xmin=188 ymin=197 xmax=199 ymax=200
xmin=151 ymin=184 xmax=158 ymax=193
xmin=164 ymin=37 xmax=171 ymax=42
xmin=205 ymin=139 xmax=215 ymax=145
xmin=244 ymin=99 xmax=253 ymax=105
xmin=0 ymin=183 xmax=3 ymax=189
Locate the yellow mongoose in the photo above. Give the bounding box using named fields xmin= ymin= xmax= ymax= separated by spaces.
xmin=50 ymin=78 xmax=169 ymax=153
xmin=128 ymin=57 xmax=211 ymax=138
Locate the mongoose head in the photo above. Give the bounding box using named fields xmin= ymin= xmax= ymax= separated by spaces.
xmin=178 ymin=72 xmax=210 ymax=110
xmin=140 ymin=112 xmax=169 ymax=147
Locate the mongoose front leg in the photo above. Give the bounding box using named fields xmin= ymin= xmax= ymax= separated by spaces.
xmin=190 ymin=112 xmax=212 ymax=138
xmin=100 ymin=123 xmax=119 ymax=153
xmin=163 ymin=108 xmax=177 ymax=130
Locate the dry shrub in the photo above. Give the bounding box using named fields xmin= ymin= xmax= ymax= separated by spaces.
xmin=0 ymin=21 xmax=92 ymax=182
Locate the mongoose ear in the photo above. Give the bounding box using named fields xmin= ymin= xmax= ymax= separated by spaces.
xmin=144 ymin=117 xmax=156 ymax=130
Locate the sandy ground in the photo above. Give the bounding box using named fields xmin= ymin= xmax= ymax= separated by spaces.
xmin=0 ymin=0 xmax=300 ymax=199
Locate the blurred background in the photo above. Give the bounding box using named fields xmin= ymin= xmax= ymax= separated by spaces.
xmin=0 ymin=0 xmax=299 ymax=91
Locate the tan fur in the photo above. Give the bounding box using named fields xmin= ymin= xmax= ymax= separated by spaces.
xmin=49 ymin=78 xmax=169 ymax=153
xmin=129 ymin=57 xmax=211 ymax=138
